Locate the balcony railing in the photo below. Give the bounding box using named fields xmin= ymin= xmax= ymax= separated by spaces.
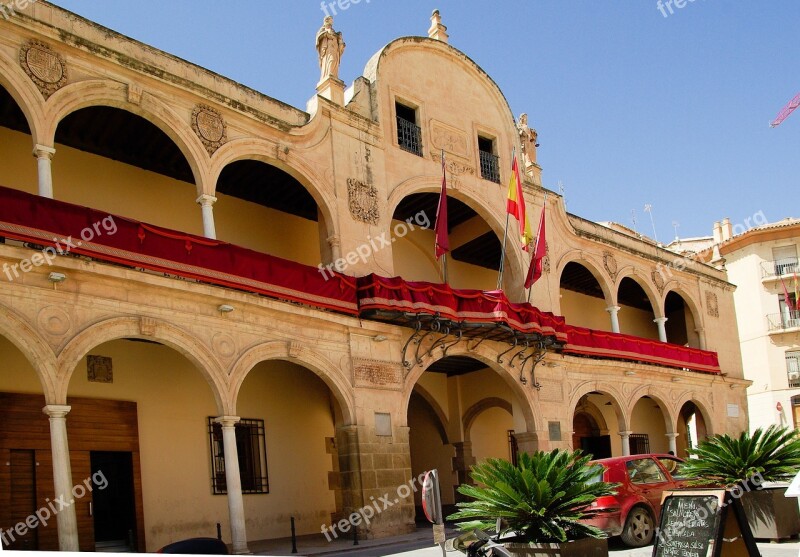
xmin=479 ymin=150 xmax=500 ymax=183
xmin=768 ymin=310 xmax=800 ymax=332
xmin=787 ymin=354 xmax=800 ymax=388
xmin=396 ymin=116 xmax=422 ymax=156
xmin=761 ymin=257 xmax=799 ymax=279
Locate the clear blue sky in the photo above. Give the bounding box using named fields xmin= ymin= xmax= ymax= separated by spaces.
xmin=49 ymin=0 xmax=800 ymax=243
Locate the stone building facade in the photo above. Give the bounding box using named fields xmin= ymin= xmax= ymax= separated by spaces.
xmin=0 ymin=3 xmax=748 ymax=553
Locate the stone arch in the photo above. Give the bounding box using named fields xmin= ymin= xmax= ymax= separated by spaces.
xmin=208 ymin=138 xmax=339 ymax=245
xmin=674 ymin=394 xmax=715 ymax=437
xmin=228 ymin=341 xmax=356 ymax=426
xmin=42 ymin=79 xmax=210 ymax=193
xmin=567 ymin=380 xmax=628 ymax=432
xmin=55 ymin=316 xmax=227 ymax=411
xmin=573 ymin=401 xmax=609 ymax=434
xmin=0 ymin=304 xmax=58 ymax=402
xmin=411 ymin=383 xmax=449 ymax=445
xmin=627 ymin=384 xmax=677 ymax=434
xmin=662 ymin=284 xmax=704 ymax=341
xmin=555 ymin=250 xmax=615 ymax=305
xmin=0 ymin=49 xmax=46 ymax=144
xmin=462 ymin=397 xmax=512 ymax=443
xmin=402 ymin=343 xmax=540 ymax=436
xmin=387 ymin=177 xmax=527 ymax=294
xmin=615 ymin=266 xmax=662 ymax=317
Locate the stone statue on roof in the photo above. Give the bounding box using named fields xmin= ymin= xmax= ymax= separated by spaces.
xmin=316 ymin=16 xmax=345 ymax=84
xmin=517 ymin=113 xmax=539 ymax=171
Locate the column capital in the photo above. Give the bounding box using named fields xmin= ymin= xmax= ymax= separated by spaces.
xmin=694 ymin=327 xmax=705 ymax=333
xmin=618 ymin=430 xmax=632 ymax=438
xmin=43 ymin=405 xmax=71 ymax=419
xmin=605 ymin=305 xmax=621 ymax=314
xmin=33 ymin=144 xmax=56 ymax=159
xmin=665 ymin=433 xmax=679 ymax=439
xmin=214 ymin=415 xmax=240 ymax=428
xmin=196 ymin=194 xmax=217 ymax=207
xmin=653 ymin=317 xmax=668 ymax=324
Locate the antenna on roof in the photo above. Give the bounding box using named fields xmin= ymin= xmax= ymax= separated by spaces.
xmin=672 ymin=221 xmax=680 ymax=242
xmin=644 ymin=204 xmax=659 ymax=244
xmin=631 ymin=209 xmax=638 ymax=234
xmin=558 ymin=180 xmax=566 ymax=209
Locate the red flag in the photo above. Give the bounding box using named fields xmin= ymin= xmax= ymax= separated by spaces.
xmin=794 ymin=272 xmax=799 ymax=310
xmin=782 ymin=278 xmax=796 ymax=311
xmin=434 ymin=151 xmax=449 ymax=260
xmin=506 ymin=152 xmax=533 ymax=251
xmin=524 ymin=203 xmax=547 ymax=289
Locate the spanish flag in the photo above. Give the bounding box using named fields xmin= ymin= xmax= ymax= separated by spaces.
xmin=506 ymin=152 xmax=533 ymax=251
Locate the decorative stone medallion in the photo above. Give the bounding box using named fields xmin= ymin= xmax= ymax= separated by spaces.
xmin=20 ymin=41 xmax=67 ymax=99
xmin=191 ymin=104 xmax=227 ymax=155
xmin=347 ymin=178 xmax=379 ymax=225
xmin=603 ymin=252 xmax=618 ymax=280
xmin=212 ymin=333 xmax=236 ymax=360
xmin=37 ymin=306 xmax=71 ymax=336
xmin=652 ymin=269 xmax=666 ymax=294
xmin=706 ymin=291 xmax=719 ymax=318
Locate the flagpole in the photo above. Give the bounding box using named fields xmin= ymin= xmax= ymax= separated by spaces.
xmin=496 ymin=147 xmax=515 ymax=291
xmin=527 ymin=192 xmax=547 ymax=303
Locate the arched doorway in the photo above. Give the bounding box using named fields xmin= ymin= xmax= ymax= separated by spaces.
xmin=572 ymin=393 xmax=612 ymax=458
xmin=617 ymin=277 xmax=659 ymax=339
xmin=64 ymin=338 xmax=221 ymax=552
xmin=676 ymin=401 xmax=709 ymax=458
xmin=630 ymin=396 xmax=670 ymax=454
xmin=664 ymin=291 xmax=700 ymax=347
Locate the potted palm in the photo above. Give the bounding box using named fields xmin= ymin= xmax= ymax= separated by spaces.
xmin=448 ymin=449 xmax=617 ymax=556
xmin=678 ymin=425 xmax=800 ymax=541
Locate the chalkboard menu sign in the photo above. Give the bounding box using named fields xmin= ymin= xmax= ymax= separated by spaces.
xmin=652 ymin=489 xmax=759 ymax=557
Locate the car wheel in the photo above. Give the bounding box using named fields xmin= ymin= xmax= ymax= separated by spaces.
xmin=620 ymin=506 xmax=654 ymax=547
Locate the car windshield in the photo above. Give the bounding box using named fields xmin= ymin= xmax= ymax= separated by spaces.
xmin=657 ymin=457 xmax=686 ymax=479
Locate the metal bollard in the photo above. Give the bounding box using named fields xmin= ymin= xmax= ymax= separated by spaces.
xmin=291 ymin=516 xmax=298 ymax=554
xmin=353 ymin=524 xmax=359 ymax=546
xmin=217 ymin=523 xmax=222 ymax=541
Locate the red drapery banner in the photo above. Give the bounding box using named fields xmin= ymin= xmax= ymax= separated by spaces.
xmin=0 ymin=185 xmax=358 ymax=314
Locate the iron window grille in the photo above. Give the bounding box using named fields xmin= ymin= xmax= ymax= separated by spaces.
xmin=479 ymin=150 xmax=500 ymax=183
xmin=787 ymin=352 xmax=800 ymax=388
xmin=629 ymin=433 xmax=650 ymax=455
xmin=397 ymin=116 xmax=422 ymax=156
xmin=208 ymin=417 xmax=269 ymax=495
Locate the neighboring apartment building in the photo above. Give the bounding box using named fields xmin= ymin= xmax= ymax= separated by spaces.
xmin=0 ymin=3 xmax=748 ymax=553
xmin=697 ymin=217 xmax=800 ymax=432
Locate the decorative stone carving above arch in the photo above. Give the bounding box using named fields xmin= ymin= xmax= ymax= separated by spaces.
xmin=347 ymin=178 xmax=379 ymax=224
xmin=19 ymin=40 xmax=67 ymax=100
xmin=192 ymin=104 xmax=227 ymax=156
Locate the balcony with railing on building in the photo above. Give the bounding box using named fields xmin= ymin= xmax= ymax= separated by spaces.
xmin=761 ymin=257 xmax=799 ymax=279
xmin=478 ymin=136 xmax=500 ymax=183
xmin=395 ymin=102 xmax=422 ymax=156
xmin=768 ymin=309 xmax=800 ymax=332
xmin=787 ymin=351 xmax=800 ymax=388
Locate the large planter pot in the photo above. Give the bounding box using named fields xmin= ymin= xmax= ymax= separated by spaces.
xmin=504 ymin=537 xmax=608 ymax=556
xmin=741 ymin=486 xmax=800 ymax=541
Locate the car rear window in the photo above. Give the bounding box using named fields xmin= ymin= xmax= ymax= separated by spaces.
xmin=626 ymin=458 xmax=667 ymax=484
xmin=657 ymin=457 xmax=686 ymax=479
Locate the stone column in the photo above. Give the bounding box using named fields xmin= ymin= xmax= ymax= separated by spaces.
xmin=619 ymin=431 xmax=632 ymax=456
xmin=513 ymin=432 xmax=540 ymax=455
xmin=694 ymin=328 xmax=707 ymax=350
xmin=196 ymin=195 xmax=218 ymax=239
xmin=654 ymin=317 xmax=668 ymax=343
xmin=452 ymin=441 xmax=476 ymax=498
xmin=42 ymin=405 xmax=79 ymax=551
xmin=214 ymin=416 xmax=249 ymax=554
xmin=606 ymin=306 xmax=621 ymax=334
xmin=33 ymin=144 xmax=56 ymax=199
xmin=665 ymin=433 xmax=679 ymax=455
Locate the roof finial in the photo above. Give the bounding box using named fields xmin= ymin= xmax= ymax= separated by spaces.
xmin=428 ymin=9 xmax=449 ymax=43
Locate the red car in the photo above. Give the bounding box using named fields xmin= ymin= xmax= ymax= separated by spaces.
xmin=584 ymin=454 xmax=687 ymax=547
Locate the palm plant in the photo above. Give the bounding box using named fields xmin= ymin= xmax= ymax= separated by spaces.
xmin=679 ymin=425 xmax=800 ymax=488
xmin=447 ymin=449 xmax=618 ymax=543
